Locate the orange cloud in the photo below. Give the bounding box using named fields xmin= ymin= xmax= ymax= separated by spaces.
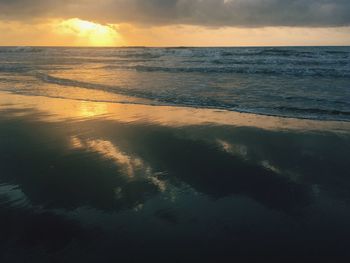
xmin=0 ymin=19 xmax=350 ymax=47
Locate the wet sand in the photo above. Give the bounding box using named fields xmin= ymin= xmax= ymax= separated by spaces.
xmin=1 ymin=91 xmax=350 ymax=262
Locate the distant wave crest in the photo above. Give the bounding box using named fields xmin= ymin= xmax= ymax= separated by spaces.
xmin=0 ymin=47 xmax=44 ymax=53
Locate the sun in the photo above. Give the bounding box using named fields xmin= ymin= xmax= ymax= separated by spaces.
xmin=56 ymin=18 xmax=121 ymax=46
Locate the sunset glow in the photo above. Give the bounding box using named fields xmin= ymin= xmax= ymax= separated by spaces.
xmin=1 ymin=1 xmax=350 ymax=261
xmin=0 ymin=0 xmax=350 ymax=46
xmin=56 ymin=18 xmax=121 ymax=46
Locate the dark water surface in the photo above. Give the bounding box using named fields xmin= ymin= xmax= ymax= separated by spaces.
xmin=0 ymin=92 xmax=350 ymax=262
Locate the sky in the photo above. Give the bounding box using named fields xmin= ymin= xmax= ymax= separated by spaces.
xmin=0 ymin=0 xmax=350 ymax=46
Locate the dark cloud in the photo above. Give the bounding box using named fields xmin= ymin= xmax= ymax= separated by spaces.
xmin=0 ymin=0 xmax=350 ymax=27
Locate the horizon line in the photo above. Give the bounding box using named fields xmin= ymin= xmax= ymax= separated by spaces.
xmin=1 ymin=45 xmax=350 ymax=48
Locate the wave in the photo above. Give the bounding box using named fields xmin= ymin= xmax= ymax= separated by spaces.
xmin=208 ymin=48 xmax=324 ymax=58
xmin=254 ymin=49 xmax=316 ymax=58
xmin=0 ymin=47 xmax=44 ymax=53
xmin=219 ymin=48 xmax=349 ymax=58
xmin=31 ymin=73 xmax=350 ymax=122
xmin=272 ymin=106 xmax=350 ymax=117
xmin=36 ymin=73 xmax=116 ymax=92
xmin=128 ymin=65 xmax=350 ymax=78
xmin=116 ymin=53 xmax=162 ymax=59
xmin=211 ymin=58 xmax=349 ymax=67
xmin=324 ymin=50 xmax=350 ymax=55
xmin=0 ymin=64 xmax=31 ymax=73
xmin=35 ymin=73 xmax=235 ymax=107
xmin=0 ymin=89 xmax=157 ymax=108
xmin=3 ymin=87 xmax=349 ymax=122
xmin=2 ymin=47 xmax=350 ymax=122
xmin=282 ymin=96 xmax=350 ymax=107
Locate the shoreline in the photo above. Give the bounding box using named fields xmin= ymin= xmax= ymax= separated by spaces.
xmin=3 ymin=89 xmax=350 ymax=123
xmin=1 ymin=91 xmax=349 ymax=132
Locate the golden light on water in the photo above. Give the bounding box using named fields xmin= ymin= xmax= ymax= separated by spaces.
xmin=56 ymin=18 xmax=121 ymax=46
xmin=78 ymin=101 xmax=108 ymax=117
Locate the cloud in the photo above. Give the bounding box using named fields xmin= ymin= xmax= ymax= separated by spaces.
xmin=0 ymin=0 xmax=350 ymax=27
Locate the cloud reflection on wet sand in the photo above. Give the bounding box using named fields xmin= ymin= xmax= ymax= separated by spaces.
xmin=1 ymin=92 xmax=350 ymax=261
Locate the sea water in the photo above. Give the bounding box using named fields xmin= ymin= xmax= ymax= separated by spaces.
xmin=0 ymin=46 xmax=349 ymax=121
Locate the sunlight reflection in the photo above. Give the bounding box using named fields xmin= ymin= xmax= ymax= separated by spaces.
xmin=78 ymin=101 xmax=108 ymax=118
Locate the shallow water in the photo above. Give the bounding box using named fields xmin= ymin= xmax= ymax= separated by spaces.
xmin=0 ymin=92 xmax=350 ymax=262
xmin=0 ymin=46 xmax=349 ymax=121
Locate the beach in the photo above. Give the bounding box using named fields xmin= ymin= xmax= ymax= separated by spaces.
xmin=1 ymin=0 xmax=350 ymax=260
xmin=1 ymin=90 xmax=350 ymax=261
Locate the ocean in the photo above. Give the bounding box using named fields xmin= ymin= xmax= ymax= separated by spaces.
xmin=1 ymin=46 xmax=349 ymax=121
